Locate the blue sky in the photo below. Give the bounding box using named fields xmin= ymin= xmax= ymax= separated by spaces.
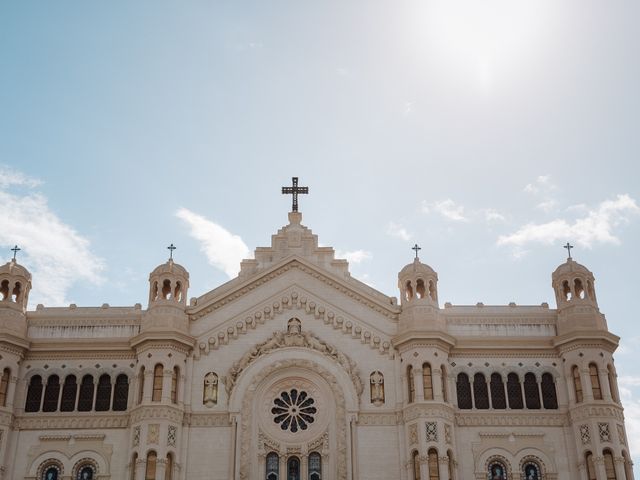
xmin=1 ymin=0 xmax=639 ymax=472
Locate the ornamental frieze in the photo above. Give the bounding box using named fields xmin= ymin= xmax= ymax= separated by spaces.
xmin=456 ymin=412 xmax=567 ymax=427
xmin=130 ymin=405 xmax=184 ymax=424
xmin=224 ymin=318 xmax=363 ymax=399
xmin=14 ymin=414 xmax=129 ymax=430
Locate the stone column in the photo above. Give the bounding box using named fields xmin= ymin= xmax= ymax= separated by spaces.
xmin=162 ymin=370 xmax=173 ymax=403
xmin=599 ymin=370 xmax=612 ymax=402
xmin=155 ymin=458 xmax=166 ymax=480
xmin=439 ymin=455 xmax=450 ymax=480
xmin=143 ymin=370 xmax=154 ymax=403
xmin=576 ymin=461 xmax=589 ymax=480
xmin=135 ymin=457 xmax=147 ymax=480
xmin=415 ymin=368 xmax=424 ymax=402
xmin=614 ymin=456 xmax=626 ymax=480
xmin=581 ymin=369 xmax=594 ymax=402
xmin=301 ymin=454 xmax=308 ymax=480
xmin=5 ymin=375 xmax=17 ymax=410
xmin=594 ymin=455 xmax=606 ymax=480
xmin=433 ymin=369 xmax=444 ymax=402
xmin=420 ymin=455 xmax=429 ymax=480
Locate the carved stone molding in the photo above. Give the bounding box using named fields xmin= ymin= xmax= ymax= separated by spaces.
xmin=568 ymin=404 xmax=625 ymax=423
xmin=224 ymin=322 xmax=363 ymax=399
xmin=357 ymin=412 xmax=402 ymax=426
xmin=186 ymin=413 xmax=231 ymax=427
xmin=456 ymin=412 xmax=567 ymax=427
xmin=14 ymin=414 xmax=129 ymax=430
xmin=130 ymin=405 xmax=184 ymax=424
xmin=190 ymin=260 xmax=399 ymax=321
xmin=403 ymin=403 xmax=455 ymax=423
xmin=193 ymin=288 xmax=394 ymax=358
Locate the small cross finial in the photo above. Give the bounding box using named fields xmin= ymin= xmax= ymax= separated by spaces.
xmin=10 ymin=245 xmax=20 ymax=260
xmin=564 ymin=242 xmax=574 ymax=259
xmin=281 ymin=177 xmax=309 ymax=212
xmin=412 ymin=243 xmax=421 ymax=259
xmin=167 ymin=243 xmax=176 ymax=260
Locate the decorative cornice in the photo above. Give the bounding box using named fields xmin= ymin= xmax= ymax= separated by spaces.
xmin=14 ymin=413 xmax=129 ymax=430
xmin=129 ymin=331 xmax=195 ymax=353
xmin=130 ymin=405 xmax=184 ymax=424
xmin=456 ymin=411 xmax=568 ymax=427
xmin=568 ymin=404 xmax=625 ymax=424
xmin=184 ymin=412 xmax=230 ymax=427
xmin=193 ymin=288 xmax=394 ymax=358
xmin=403 ymin=403 xmax=455 ymax=422
xmin=189 ymin=257 xmax=399 ymax=320
xmin=356 ymin=412 xmax=403 ymax=426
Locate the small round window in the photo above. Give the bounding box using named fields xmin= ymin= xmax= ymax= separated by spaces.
xmin=271 ymin=388 xmax=317 ymax=433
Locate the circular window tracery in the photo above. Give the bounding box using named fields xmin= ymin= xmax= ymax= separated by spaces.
xmin=271 ymin=388 xmax=317 ymax=432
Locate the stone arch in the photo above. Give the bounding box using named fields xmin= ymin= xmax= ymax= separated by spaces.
xmin=29 ymin=454 xmax=65 ymax=478
xmin=479 ymin=451 xmax=513 ymax=479
xmin=71 ymin=457 xmax=99 ymax=479
xmin=69 ymin=450 xmax=109 ymax=477
xmin=517 ymin=451 xmax=554 ymax=479
xmin=234 ymin=355 xmax=352 ymax=480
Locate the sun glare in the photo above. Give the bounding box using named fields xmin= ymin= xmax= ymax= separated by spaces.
xmin=415 ymin=1 xmax=548 ymax=91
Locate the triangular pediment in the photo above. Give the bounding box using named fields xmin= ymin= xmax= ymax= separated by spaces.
xmin=188 ymin=255 xmax=399 ymax=321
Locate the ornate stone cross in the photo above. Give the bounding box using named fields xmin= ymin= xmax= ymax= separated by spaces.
xmin=281 ymin=177 xmax=309 ymax=212
xmin=10 ymin=245 xmax=20 ymax=260
xmin=412 ymin=243 xmax=421 ymax=259
xmin=564 ymin=242 xmax=573 ymax=259
xmin=167 ymin=243 xmax=176 ymax=260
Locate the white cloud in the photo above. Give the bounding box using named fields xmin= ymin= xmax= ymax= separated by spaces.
xmin=484 ymin=208 xmax=506 ymax=223
xmin=176 ymin=208 xmax=250 ymax=278
xmin=0 ymin=166 xmax=42 ymax=188
xmin=422 ymin=199 xmax=468 ymax=222
xmin=536 ymin=200 xmax=558 ymax=212
xmin=497 ymin=194 xmax=640 ymax=248
xmin=386 ymin=222 xmax=412 ymax=241
xmin=336 ymin=249 xmax=372 ymax=264
xmin=524 ymin=175 xmax=557 ymax=195
xmin=0 ymin=173 xmax=104 ymax=306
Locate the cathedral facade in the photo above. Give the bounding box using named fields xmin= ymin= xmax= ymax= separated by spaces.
xmin=0 ymin=208 xmax=634 ymax=480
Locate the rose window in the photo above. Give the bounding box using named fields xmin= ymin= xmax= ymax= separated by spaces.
xmin=271 ymin=389 xmax=317 ymax=433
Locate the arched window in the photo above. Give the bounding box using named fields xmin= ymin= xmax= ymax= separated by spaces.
xmin=589 ymin=363 xmax=603 ymax=400
xmin=287 ymin=456 xmax=300 ymax=480
xmin=0 ymin=368 xmax=10 ymax=407
xmin=0 ymin=280 xmax=8 ymax=300
xmin=441 ymin=365 xmax=448 ymax=402
xmin=42 ymin=375 xmax=61 ymax=412
xmin=490 ymin=373 xmax=506 ymax=409
xmin=113 ymin=374 xmax=129 ymax=411
xmin=138 ymin=367 xmax=145 ymax=404
xmin=407 ymin=366 xmax=415 ymax=403
xmin=541 ymin=373 xmax=558 ymax=409
xmin=603 ymin=449 xmax=617 ymax=480
xmin=265 ymin=452 xmax=279 ymax=480
xmin=95 ymin=374 xmax=112 ymax=411
xmin=507 ymin=373 xmax=523 ymax=409
xmin=608 ymin=365 xmax=619 ymax=403
xmin=473 ymin=373 xmax=489 ymax=409
xmin=145 ymin=451 xmax=157 ymax=480
xmin=76 ymin=464 xmax=95 ymax=479
xmin=423 ymin=363 xmax=433 ymax=400
xmin=60 ymin=375 xmax=78 ymax=412
xmin=412 ymin=450 xmax=420 ymax=480
xmin=574 ymin=278 xmax=585 ymax=299
xmin=405 ymin=281 xmax=414 ymax=301
xmin=171 ymin=367 xmax=179 ymax=404
xmin=586 ymin=451 xmax=597 ymax=480
xmin=488 ymin=460 xmax=507 ymax=479
xmin=456 ymin=373 xmax=472 ymax=409
xmin=162 ymin=279 xmax=171 ymax=299
xmin=130 ymin=453 xmax=137 ymax=480
xmin=416 ymin=279 xmax=426 ymax=299
xmin=41 ymin=465 xmax=60 ymax=480
xmin=152 ymin=364 xmax=163 ymax=402
xmin=573 ymin=366 xmax=583 ymax=403
xmin=25 ymin=375 xmax=43 ymax=412
xmin=309 ymin=452 xmax=322 ymax=480
xmin=165 ymin=453 xmax=173 ymax=480
xmin=562 ymin=280 xmax=572 ymax=300
xmin=524 ymin=373 xmax=541 ymax=409
xmin=428 ymin=448 xmax=439 ymax=480
xmin=522 ymin=460 xmax=541 ymax=480
xmin=77 ymin=375 xmax=95 ymax=412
